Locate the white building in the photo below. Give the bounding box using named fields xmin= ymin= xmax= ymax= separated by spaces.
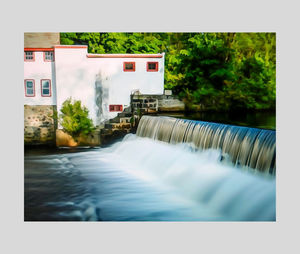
xmin=24 ymin=44 xmax=165 ymax=125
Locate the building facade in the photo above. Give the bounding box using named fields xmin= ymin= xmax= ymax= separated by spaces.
xmin=24 ymin=33 xmax=165 ymax=145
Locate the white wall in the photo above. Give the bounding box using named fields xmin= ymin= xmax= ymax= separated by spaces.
xmin=55 ymin=46 xmax=164 ymax=125
xmin=87 ymin=56 xmax=164 ymax=122
xmin=54 ymin=46 xmax=96 ymax=125
xmin=24 ymin=51 xmax=56 ymax=105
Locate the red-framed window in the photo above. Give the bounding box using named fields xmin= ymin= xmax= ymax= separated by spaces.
xmin=41 ymin=79 xmax=51 ymax=97
xmin=24 ymin=80 xmax=35 ymax=97
xmin=147 ymin=62 xmax=158 ymax=72
xmin=24 ymin=51 xmax=35 ymax=61
xmin=44 ymin=51 xmax=54 ymax=62
xmin=109 ymin=105 xmax=123 ymax=112
xmin=123 ymin=62 xmax=135 ymax=72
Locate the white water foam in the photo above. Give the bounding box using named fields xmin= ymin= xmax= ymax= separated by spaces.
xmin=98 ymin=134 xmax=276 ymax=221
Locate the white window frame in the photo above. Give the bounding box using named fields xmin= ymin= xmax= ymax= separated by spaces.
xmin=41 ymin=79 xmax=51 ymax=97
xmin=44 ymin=51 xmax=54 ymax=62
xmin=24 ymin=79 xmax=35 ymax=97
xmin=24 ymin=51 xmax=35 ymax=61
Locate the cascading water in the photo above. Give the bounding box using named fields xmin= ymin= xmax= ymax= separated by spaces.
xmin=137 ymin=115 xmax=276 ymax=175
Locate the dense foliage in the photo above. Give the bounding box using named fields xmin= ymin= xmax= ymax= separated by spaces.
xmin=60 ymin=32 xmax=276 ymax=111
xmin=59 ymin=98 xmax=94 ymax=137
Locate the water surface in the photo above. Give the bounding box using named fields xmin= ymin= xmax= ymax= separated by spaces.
xmin=158 ymin=111 xmax=275 ymax=130
xmin=25 ymin=134 xmax=276 ymax=221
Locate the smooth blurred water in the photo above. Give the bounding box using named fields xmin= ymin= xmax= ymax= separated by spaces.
xmin=25 ymin=134 xmax=276 ymax=221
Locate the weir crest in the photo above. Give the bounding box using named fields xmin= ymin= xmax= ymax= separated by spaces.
xmin=136 ymin=115 xmax=276 ymax=175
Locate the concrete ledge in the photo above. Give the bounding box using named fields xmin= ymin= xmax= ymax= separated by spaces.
xmin=131 ymin=94 xmax=185 ymax=112
xmin=158 ymin=98 xmax=185 ymax=112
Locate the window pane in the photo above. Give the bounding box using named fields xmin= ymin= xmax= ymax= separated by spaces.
xmin=25 ymin=52 xmax=33 ymax=60
xmin=148 ymin=62 xmax=158 ymax=70
xmin=125 ymin=63 xmax=133 ymax=70
xmin=43 ymin=89 xmax=49 ymax=95
xmin=42 ymin=81 xmax=49 ymax=88
xmin=124 ymin=62 xmax=135 ymax=71
xmin=25 ymin=80 xmax=34 ymax=96
xmin=27 ymin=88 xmax=33 ymax=95
xmin=149 ymin=63 xmax=156 ymax=69
xmin=44 ymin=51 xmax=53 ymax=61
xmin=45 ymin=52 xmax=53 ymax=60
xmin=26 ymin=81 xmax=33 ymax=88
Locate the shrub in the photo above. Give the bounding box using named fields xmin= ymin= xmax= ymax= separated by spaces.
xmin=59 ymin=98 xmax=94 ymax=138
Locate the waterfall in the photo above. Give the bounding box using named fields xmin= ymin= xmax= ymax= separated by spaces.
xmin=136 ymin=115 xmax=276 ymax=175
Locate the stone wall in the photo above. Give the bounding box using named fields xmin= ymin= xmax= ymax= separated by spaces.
xmin=24 ymin=105 xmax=57 ymax=146
xmin=131 ymin=95 xmax=158 ymax=114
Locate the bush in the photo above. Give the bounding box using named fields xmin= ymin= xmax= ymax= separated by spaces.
xmin=59 ymin=98 xmax=94 ymax=138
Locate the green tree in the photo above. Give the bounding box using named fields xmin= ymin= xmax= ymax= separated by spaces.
xmin=228 ymin=33 xmax=276 ymax=110
xmin=59 ymin=98 xmax=94 ymax=138
xmin=169 ymin=33 xmax=235 ymax=110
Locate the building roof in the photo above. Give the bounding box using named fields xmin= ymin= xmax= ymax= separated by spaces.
xmin=86 ymin=53 xmax=163 ymax=58
xmin=54 ymin=45 xmax=88 ymax=49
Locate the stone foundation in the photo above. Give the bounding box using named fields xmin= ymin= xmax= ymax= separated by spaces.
xmin=24 ymin=105 xmax=57 ymax=146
